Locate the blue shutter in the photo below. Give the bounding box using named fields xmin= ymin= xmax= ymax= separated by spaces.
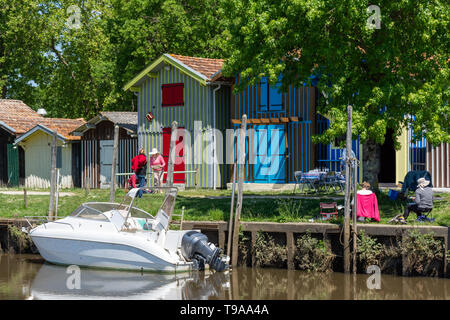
xmin=268 ymin=76 xmax=283 ymax=111
xmin=260 ymin=77 xmax=268 ymax=112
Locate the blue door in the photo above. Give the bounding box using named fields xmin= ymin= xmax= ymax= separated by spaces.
xmin=254 ymin=125 xmax=285 ymax=183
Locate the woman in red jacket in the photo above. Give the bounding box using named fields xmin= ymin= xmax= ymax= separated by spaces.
xmin=131 ymin=148 xmax=147 ymax=198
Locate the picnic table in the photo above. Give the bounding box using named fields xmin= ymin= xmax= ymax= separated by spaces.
xmin=294 ymin=170 xmax=345 ymax=193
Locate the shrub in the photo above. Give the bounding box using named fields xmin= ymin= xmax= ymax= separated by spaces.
xmin=7 ymin=225 xmax=32 ymax=253
xmin=356 ymin=231 xmax=401 ymax=273
xmin=294 ymin=232 xmax=335 ymax=272
xmin=357 ymin=231 xmax=383 ymax=270
xmin=238 ymin=231 xmax=251 ymax=266
xmin=254 ymin=232 xmax=287 ymax=268
xmin=401 ymin=230 xmax=444 ymax=276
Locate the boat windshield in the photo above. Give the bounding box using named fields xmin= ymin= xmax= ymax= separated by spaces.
xmin=70 ymin=203 xmax=128 ymax=221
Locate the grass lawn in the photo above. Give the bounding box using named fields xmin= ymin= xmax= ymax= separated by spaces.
xmin=0 ymin=187 xmax=449 ymax=226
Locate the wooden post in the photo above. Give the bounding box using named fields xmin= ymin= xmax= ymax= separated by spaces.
xmin=23 ymin=188 xmax=27 ymax=208
xmin=402 ymin=231 xmax=409 ymax=276
xmin=251 ymin=231 xmax=257 ymax=267
xmin=48 ymin=130 xmax=58 ymax=221
xmin=226 ymin=163 xmax=237 ymax=259
xmin=166 ymin=121 xmax=178 ymax=188
xmin=85 ymin=175 xmax=90 ymax=197
xmin=287 ymin=232 xmax=295 ymax=270
xmin=195 ymin=166 xmax=200 ymax=189
xmin=444 ymin=234 xmax=448 ymax=277
xmin=218 ymin=224 xmax=226 ymax=252
xmin=343 ymin=105 xmax=352 ymax=273
xmin=231 ymin=114 xmax=247 ymax=267
xmin=110 ymin=125 xmax=119 ymax=202
xmin=55 ymin=168 xmax=60 ymax=218
xmin=352 ymin=158 xmax=358 ymax=274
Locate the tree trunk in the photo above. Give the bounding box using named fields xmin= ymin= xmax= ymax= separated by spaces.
xmin=362 ymin=139 xmax=380 ymax=188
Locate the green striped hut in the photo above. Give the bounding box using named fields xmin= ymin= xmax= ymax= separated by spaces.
xmin=123 ymin=54 xmax=233 ymax=188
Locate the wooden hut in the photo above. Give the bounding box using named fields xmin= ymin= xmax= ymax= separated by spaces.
xmin=70 ymin=112 xmax=138 ymax=189
xmin=0 ymin=100 xmax=43 ymax=186
xmin=123 ymin=54 xmax=232 ymax=188
xmin=14 ymin=119 xmax=85 ymax=188
xmin=229 ymin=75 xmax=322 ymax=184
xmin=426 ymin=143 xmax=449 ymax=188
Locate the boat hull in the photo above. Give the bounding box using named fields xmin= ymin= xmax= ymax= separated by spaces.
xmin=31 ymin=235 xmax=193 ymax=273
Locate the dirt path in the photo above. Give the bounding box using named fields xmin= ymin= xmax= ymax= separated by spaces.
xmin=0 ymin=191 xmax=76 ymax=197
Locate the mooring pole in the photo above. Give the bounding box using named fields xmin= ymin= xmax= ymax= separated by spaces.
xmin=23 ymin=188 xmax=27 ymax=208
xmin=227 ymin=162 xmax=237 ymax=259
xmin=352 ymin=156 xmax=358 ymax=274
xmin=164 ymin=121 xmax=178 ymax=219
xmin=48 ymin=130 xmax=58 ymax=221
xmin=110 ymin=125 xmax=119 ymax=202
xmin=231 ymin=114 xmax=247 ymax=268
xmin=166 ymin=121 xmax=178 ymax=188
xmin=344 ymin=105 xmax=352 ymax=273
xmin=55 ymin=168 xmax=60 ymax=218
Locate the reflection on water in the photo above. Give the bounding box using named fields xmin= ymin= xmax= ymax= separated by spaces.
xmin=0 ymin=254 xmax=449 ymax=300
xmin=30 ymin=264 xmax=230 ymax=300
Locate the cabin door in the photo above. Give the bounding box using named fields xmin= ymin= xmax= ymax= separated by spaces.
xmin=99 ymin=140 xmax=117 ymax=189
xmin=162 ymin=127 xmax=185 ymax=184
xmin=254 ymin=125 xmax=285 ymax=183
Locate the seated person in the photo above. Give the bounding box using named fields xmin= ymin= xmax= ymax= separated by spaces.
xmin=356 ymin=182 xmax=380 ymax=222
xmin=399 ymin=170 xmax=432 ymax=195
xmin=127 ymin=174 xmax=137 ymax=190
xmin=402 ymin=178 xmax=433 ymax=221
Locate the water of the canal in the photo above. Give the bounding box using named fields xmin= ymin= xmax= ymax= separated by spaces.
xmin=0 ymin=254 xmax=449 ymax=300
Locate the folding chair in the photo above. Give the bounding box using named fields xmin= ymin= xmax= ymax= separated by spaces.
xmin=319 ymin=202 xmax=338 ymax=221
xmin=416 ymin=208 xmax=434 ymax=222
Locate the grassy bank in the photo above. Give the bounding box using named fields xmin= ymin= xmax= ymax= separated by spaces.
xmin=0 ymin=188 xmax=449 ymax=226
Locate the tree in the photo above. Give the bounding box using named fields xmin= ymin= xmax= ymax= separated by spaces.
xmin=0 ymin=0 xmax=47 ymax=101
xmin=220 ymin=0 xmax=449 ymax=185
xmin=1 ymin=0 xmax=228 ymax=119
xmin=106 ymin=0 xmax=229 ymax=112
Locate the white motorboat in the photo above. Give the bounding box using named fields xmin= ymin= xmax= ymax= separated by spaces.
xmin=26 ymin=187 xmax=229 ymax=273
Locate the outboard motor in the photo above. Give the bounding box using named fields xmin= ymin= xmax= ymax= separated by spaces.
xmin=181 ymin=231 xmax=229 ymax=272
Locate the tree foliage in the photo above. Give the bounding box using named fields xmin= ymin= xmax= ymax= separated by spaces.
xmin=0 ymin=0 xmax=227 ymax=118
xmin=220 ymin=0 xmax=449 ymax=147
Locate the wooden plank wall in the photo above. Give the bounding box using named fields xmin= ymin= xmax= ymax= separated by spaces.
xmin=81 ymin=138 xmax=138 ymax=189
xmin=427 ymin=142 xmax=450 ymax=188
xmin=81 ymin=120 xmax=138 ymax=189
xmin=231 ymin=76 xmax=317 ymax=183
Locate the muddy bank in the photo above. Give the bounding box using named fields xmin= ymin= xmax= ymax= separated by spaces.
xmin=0 ymin=224 xmax=37 ymax=255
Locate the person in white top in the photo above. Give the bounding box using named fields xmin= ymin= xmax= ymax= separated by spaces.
xmin=356 ymin=182 xmax=372 ymax=221
xmin=357 ymin=181 xmax=373 ymax=195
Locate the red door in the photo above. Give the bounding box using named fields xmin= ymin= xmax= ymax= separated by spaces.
xmin=162 ymin=127 xmax=185 ymax=184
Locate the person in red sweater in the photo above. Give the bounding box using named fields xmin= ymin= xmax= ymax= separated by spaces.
xmin=356 ymin=181 xmax=380 ymax=222
xmin=126 ymin=174 xmax=137 ymax=190
xmin=131 ymin=148 xmax=147 ymax=198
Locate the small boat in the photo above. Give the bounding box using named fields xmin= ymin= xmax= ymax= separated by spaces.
xmin=26 ymin=187 xmax=229 ymax=273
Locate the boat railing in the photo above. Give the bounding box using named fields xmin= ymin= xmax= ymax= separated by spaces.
xmin=23 ymin=216 xmax=75 ymax=231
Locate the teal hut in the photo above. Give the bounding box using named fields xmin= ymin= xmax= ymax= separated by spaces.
xmin=124 ymin=54 xmax=232 ymax=188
